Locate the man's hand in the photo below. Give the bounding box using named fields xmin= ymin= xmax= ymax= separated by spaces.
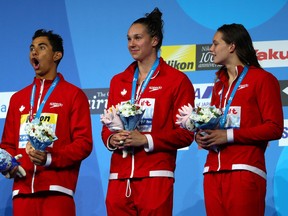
xmin=28 ymin=150 xmax=47 ymax=166
xmin=26 ymin=141 xmax=47 ymax=166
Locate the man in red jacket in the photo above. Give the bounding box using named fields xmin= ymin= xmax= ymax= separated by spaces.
xmin=0 ymin=29 xmax=93 ymax=216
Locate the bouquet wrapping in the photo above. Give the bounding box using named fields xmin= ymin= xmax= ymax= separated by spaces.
xmin=100 ymin=105 xmax=124 ymax=131
xmin=0 ymin=149 xmax=26 ymax=178
xmin=25 ymin=121 xmax=58 ymax=152
xmin=176 ymin=104 xmax=222 ymax=152
xmin=101 ymin=101 xmax=145 ymax=158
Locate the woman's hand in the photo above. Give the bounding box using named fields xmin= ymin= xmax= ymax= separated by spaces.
xmin=195 ymin=129 xmax=228 ymax=150
xmin=123 ymin=130 xmax=148 ymax=148
xmin=109 ymin=130 xmax=130 ymax=149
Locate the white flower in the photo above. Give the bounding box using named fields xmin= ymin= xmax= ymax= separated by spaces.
xmin=189 ymin=106 xmax=222 ymax=124
xmin=118 ymin=101 xmax=144 ymax=117
xmin=176 ymin=105 xmax=222 ymax=132
xmin=25 ymin=121 xmax=56 ymax=142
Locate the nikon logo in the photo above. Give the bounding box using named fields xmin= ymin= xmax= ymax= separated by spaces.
xmin=162 ymin=45 xmax=196 ymax=72
xmin=166 ymin=60 xmax=194 ymax=71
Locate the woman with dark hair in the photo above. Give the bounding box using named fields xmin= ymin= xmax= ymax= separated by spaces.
xmin=196 ymin=23 xmax=283 ymax=216
xmin=101 ymin=7 xmax=195 ymax=216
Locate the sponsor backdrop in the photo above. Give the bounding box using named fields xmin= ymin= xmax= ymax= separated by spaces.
xmin=0 ymin=1 xmax=287 ymax=215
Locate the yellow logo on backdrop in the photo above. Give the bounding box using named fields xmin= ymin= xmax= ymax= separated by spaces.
xmin=21 ymin=113 xmax=58 ymax=124
xmin=161 ymin=45 xmax=196 ymax=72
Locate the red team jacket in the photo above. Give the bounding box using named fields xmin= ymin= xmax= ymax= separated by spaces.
xmin=204 ymin=65 xmax=283 ymax=179
xmin=1 ymin=73 xmax=93 ymax=197
xmin=102 ymin=58 xmax=195 ymax=180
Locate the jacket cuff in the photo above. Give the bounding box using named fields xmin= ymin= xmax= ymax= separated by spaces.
xmin=106 ymin=134 xmax=117 ymax=151
xmin=144 ymin=134 xmax=153 ymax=152
xmin=45 ymin=153 xmax=52 ymax=167
xmin=227 ymin=129 xmax=234 ymax=143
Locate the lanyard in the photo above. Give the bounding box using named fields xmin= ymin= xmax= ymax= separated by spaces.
xmin=131 ymin=58 xmax=159 ymax=104
xmin=29 ymin=75 xmax=60 ymax=123
xmin=219 ymin=66 xmax=249 ymax=129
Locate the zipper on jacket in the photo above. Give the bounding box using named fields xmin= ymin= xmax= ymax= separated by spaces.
xmin=37 ymin=79 xmax=45 ymax=109
xmin=217 ymin=151 xmax=221 ymax=171
xmin=31 ymin=79 xmax=45 ymax=193
xmin=31 ymin=165 xmax=37 ymax=193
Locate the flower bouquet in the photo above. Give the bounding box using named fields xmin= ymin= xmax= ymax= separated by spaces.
xmin=118 ymin=101 xmax=145 ymax=130
xmin=25 ymin=121 xmax=58 ymax=152
xmin=101 ymin=101 xmax=145 ymax=158
xmin=0 ymin=148 xmax=26 ymax=178
xmin=176 ymin=104 xmax=222 ymax=151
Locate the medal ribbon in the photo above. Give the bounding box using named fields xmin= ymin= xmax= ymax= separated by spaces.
xmin=131 ymin=58 xmax=159 ymax=104
xmin=29 ymin=75 xmax=60 ymax=123
xmin=219 ymin=66 xmax=249 ymax=129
